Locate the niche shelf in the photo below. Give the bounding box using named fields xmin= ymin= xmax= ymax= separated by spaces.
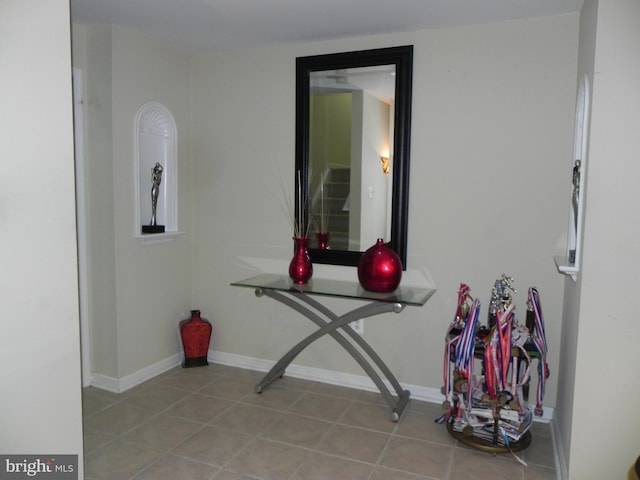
xmin=555 ymin=74 xmax=590 ymax=281
xmin=134 ymin=102 xmax=181 ymax=243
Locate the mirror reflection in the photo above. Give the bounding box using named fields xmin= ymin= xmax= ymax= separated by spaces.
xmin=309 ymin=65 xmax=396 ymax=251
xmin=296 ymin=46 xmax=413 ymax=268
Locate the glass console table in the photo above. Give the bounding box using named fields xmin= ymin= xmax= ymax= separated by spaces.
xmin=231 ymin=273 xmax=436 ymax=421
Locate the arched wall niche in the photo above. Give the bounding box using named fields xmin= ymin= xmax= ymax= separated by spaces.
xmin=555 ymin=73 xmax=590 ymax=280
xmin=135 ymin=102 xmax=179 ymax=241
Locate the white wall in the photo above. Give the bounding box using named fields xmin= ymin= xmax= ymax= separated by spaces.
xmin=111 ymin=26 xmax=193 ymax=378
xmin=565 ymin=1 xmax=640 ymax=478
xmin=74 ymin=24 xmax=119 ymax=378
xmin=73 ymin=25 xmax=194 ymax=383
xmin=0 ymin=0 xmax=84 ymax=473
xmin=556 ymin=0 xmax=598 ymax=475
xmin=359 ymin=91 xmax=391 ymax=248
xmin=190 ymin=14 xmax=579 ymax=409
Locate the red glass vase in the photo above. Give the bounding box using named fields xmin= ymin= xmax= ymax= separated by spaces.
xmin=357 ymin=238 xmax=403 ymax=293
xmin=289 ymin=237 xmax=313 ymax=284
xmin=315 ymin=232 xmax=331 ymax=250
xmin=179 ymin=310 xmax=212 ymax=368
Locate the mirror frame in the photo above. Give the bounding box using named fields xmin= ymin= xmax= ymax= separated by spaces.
xmin=295 ymin=45 xmax=413 ymax=268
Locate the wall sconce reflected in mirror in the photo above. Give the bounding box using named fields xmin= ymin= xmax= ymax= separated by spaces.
xmin=380 ymin=156 xmax=390 ymax=175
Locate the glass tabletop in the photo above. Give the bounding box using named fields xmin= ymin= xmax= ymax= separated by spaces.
xmin=231 ymin=273 xmax=435 ymax=306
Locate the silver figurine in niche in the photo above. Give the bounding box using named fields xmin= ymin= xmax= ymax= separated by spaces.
xmin=142 ymin=162 xmax=165 ymax=234
xmin=569 ymin=159 xmax=581 ymax=263
xmin=571 ymin=159 xmax=581 ymax=232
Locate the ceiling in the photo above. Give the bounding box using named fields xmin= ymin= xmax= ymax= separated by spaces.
xmin=70 ymin=0 xmax=584 ymax=55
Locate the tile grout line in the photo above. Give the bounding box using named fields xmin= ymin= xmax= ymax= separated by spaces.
xmin=83 ymin=365 xmax=556 ymax=480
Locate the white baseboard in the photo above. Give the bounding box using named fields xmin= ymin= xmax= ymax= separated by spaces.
xmin=208 ymin=350 xmax=554 ymax=422
xmin=88 ymin=348 xmax=560 ymax=476
xmin=208 ymin=349 xmax=444 ymax=401
xmin=552 ymin=417 xmax=568 ymax=479
xmin=89 ymin=353 xmax=181 ymax=393
xmin=87 ymin=349 xmax=554 ymax=423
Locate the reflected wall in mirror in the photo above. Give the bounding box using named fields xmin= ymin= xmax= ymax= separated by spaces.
xmin=296 ymin=46 xmax=413 ymax=268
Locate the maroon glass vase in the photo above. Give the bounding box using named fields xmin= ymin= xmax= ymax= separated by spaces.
xmin=179 ymin=310 xmax=212 ymax=368
xmin=289 ymin=237 xmax=313 ymax=284
xmin=357 ymin=238 xmax=403 ymax=293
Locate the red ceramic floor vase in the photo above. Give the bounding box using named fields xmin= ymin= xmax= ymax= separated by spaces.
xmin=179 ymin=309 xmax=212 ymax=368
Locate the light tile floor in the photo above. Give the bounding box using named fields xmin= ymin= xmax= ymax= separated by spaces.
xmin=83 ymin=364 xmax=556 ymax=480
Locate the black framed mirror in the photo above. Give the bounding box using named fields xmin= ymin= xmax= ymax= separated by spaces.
xmin=295 ymin=45 xmax=413 ymax=268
